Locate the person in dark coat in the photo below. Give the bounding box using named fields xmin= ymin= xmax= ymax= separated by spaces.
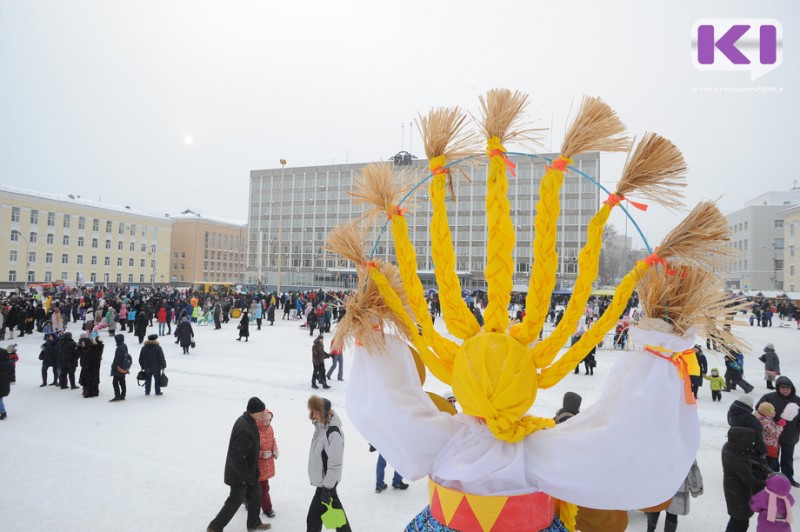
xmin=725 ymin=351 xmax=745 ymax=392
xmin=722 ymin=427 xmax=767 ymax=532
xmin=110 ymin=334 xmax=131 ymax=402
xmin=78 ymin=336 xmax=104 ymax=398
xmin=237 ymin=310 xmax=250 ymax=342
xmin=757 ymin=376 xmax=800 ymax=487
xmin=0 ymin=346 xmax=13 ymax=419
xmin=759 ymin=343 xmax=780 ymax=390
xmin=175 ymin=317 xmax=194 ymax=354
xmin=690 ymin=345 xmax=708 ymax=399
xmin=134 ymin=310 xmax=149 ymax=345
xmin=307 ymin=310 xmax=318 ymax=337
xmin=311 ymin=335 xmax=330 ymax=390
xmin=138 ymin=334 xmax=166 ymax=396
xmin=267 ymin=304 xmax=275 ymax=326
xmin=207 ymin=397 xmax=271 ymax=532
xmin=727 ymin=394 xmax=767 ymax=458
xmin=40 ymin=333 xmax=58 ymax=386
xmin=213 ymin=302 xmax=222 ymax=330
xmin=57 ymin=332 xmax=78 ymax=389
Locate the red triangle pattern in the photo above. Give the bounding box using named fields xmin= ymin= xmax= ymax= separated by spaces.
xmin=492 ymin=492 xmax=553 ymax=531
xmin=429 ymin=487 xmax=445 ymax=524
xmin=447 ymin=497 xmax=484 ymax=532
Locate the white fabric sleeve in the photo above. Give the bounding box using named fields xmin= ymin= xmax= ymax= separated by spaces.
xmin=345 ymin=335 xmax=460 ymax=480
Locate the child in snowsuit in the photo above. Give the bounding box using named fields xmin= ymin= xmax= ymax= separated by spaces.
xmin=757 ymin=403 xmax=786 ymax=472
xmin=704 ymin=368 xmax=726 ymax=401
xmin=749 ymin=473 xmax=794 ymax=532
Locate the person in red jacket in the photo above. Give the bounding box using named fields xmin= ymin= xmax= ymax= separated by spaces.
xmin=257 ymin=408 xmax=279 ymax=518
xmin=156 ymin=306 xmax=167 ymax=336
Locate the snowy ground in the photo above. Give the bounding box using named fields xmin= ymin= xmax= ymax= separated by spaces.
xmin=1 ymin=313 xmax=798 ymax=531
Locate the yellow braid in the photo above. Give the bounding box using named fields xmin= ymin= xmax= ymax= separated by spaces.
xmin=553 ymin=499 xmax=578 ymax=532
xmin=537 ymin=261 xmax=650 ymax=388
xmin=510 ymin=156 xmax=572 ymax=345
xmin=485 ymin=413 xmax=555 ymax=444
xmin=369 ymin=267 xmax=453 ymax=384
xmin=390 ymin=213 xmax=459 ymax=362
xmin=429 ymin=155 xmax=480 ymax=340
xmin=483 ymin=137 xmax=514 ymax=333
xmin=533 ymin=204 xmax=611 ymax=367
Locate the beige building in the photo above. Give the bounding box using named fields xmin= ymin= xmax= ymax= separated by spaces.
xmin=0 ymin=185 xmax=172 ymax=288
xmin=781 ymin=205 xmax=800 ymax=292
xmin=169 ymin=210 xmax=246 ymax=285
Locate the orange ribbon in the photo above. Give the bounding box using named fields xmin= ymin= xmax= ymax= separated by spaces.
xmin=488 ymin=149 xmax=517 ymax=177
xmin=431 ymin=165 xmax=448 ymax=177
xmin=363 ymin=260 xmax=377 ymax=270
xmin=645 ymin=346 xmax=699 ymax=405
xmin=640 ymin=252 xmax=665 ymax=267
xmin=387 ymin=204 xmax=408 ymax=220
xmin=603 ymin=193 xmax=649 ymax=211
xmin=546 ymin=157 xmax=569 ymax=172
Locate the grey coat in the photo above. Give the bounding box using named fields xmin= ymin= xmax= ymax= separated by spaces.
xmin=307 ymin=412 xmax=344 ymax=489
xmin=761 ymin=347 xmax=780 ymax=373
xmin=666 ymin=459 xmax=704 ymax=516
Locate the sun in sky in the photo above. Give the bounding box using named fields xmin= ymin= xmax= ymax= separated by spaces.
xmin=184 ymin=135 xmax=194 ymax=146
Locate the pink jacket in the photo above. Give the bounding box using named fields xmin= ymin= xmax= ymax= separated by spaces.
xmin=750 ymin=474 xmax=794 ymax=532
xmin=257 ymin=409 xmax=278 ymax=481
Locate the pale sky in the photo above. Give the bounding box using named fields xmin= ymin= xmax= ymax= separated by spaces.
xmin=1 ymin=0 xmax=797 ymax=249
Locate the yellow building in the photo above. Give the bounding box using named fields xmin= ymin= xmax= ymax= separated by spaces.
xmin=169 ymin=210 xmax=246 ymax=285
xmin=0 ymin=186 xmax=172 ymax=288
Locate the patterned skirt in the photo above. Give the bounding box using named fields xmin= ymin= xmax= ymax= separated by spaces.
xmin=404 ymin=506 xmax=568 ymax=532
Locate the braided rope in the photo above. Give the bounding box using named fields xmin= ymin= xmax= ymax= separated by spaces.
xmin=537 ymin=261 xmax=650 ymax=388
xmin=483 ymin=137 xmax=514 ymax=333
xmin=484 ymin=411 xmax=555 ymax=444
xmin=533 ymin=204 xmax=611 ymax=367
xmin=510 ymin=156 xmax=572 ymax=345
xmin=390 ymin=213 xmax=459 ymax=362
xmin=429 ymin=155 xmax=480 ymax=340
xmin=369 ymin=267 xmax=453 ymax=384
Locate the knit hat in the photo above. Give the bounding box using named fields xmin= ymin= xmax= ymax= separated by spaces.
xmin=738 ymin=394 xmax=754 ymax=410
xmin=710 ymin=367 xmax=719 ymax=376
xmin=766 ymin=343 xmax=775 ymax=350
xmin=247 ymin=397 xmax=266 ymax=414
xmin=758 ymin=402 xmax=776 ymax=417
xmin=147 ymin=333 xmax=159 ymax=341
xmin=5 ymin=344 xmax=16 ymax=353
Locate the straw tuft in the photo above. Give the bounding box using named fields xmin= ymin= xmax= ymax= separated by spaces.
xmin=656 ymin=201 xmax=731 ymax=268
xmin=348 ymin=163 xmax=414 ymax=222
xmin=417 ymin=106 xmax=481 ymax=161
xmin=324 ymin=220 xmax=367 ymax=265
xmin=478 ymin=88 xmax=543 ymax=146
xmin=637 ymin=263 xmax=749 ymax=352
xmin=616 ymin=133 xmax=687 ymax=211
xmin=561 ymin=96 xmax=630 ymax=158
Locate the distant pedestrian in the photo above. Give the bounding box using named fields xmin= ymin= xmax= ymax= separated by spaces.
xmin=138 ymin=334 xmax=166 ymax=396
xmin=759 ymin=344 xmax=780 ymax=390
xmin=237 ymin=310 xmax=250 ymax=342
xmin=109 ymin=334 xmax=131 ymax=402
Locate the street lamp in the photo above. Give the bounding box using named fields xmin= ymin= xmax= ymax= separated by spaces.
xmin=277 ymin=159 xmax=286 ymax=295
xmin=12 ymin=230 xmax=30 ymax=292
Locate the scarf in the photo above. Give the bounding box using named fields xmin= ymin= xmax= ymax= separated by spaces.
xmin=766 ymin=488 xmax=794 ymax=523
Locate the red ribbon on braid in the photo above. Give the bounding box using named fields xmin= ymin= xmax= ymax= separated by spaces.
xmin=488 ymin=149 xmax=517 ymax=177
xmin=362 ymin=260 xmax=377 ymax=270
xmin=604 ymin=193 xmax=649 ymax=211
xmin=546 ymin=157 xmax=569 ymax=172
xmin=386 ymin=204 xmax=408 ymax=220
xmin=431 ymin=166 xmax=448 ymax=177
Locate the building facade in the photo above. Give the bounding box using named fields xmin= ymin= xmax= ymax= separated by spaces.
xmin=780 ymin=205 xmax=800 ymax=293
xmin=247 ymin=153 xmax=606 ymax=291
xmin=0 ymin=186 xmax=172 ymax=289
xmin=720 ymin=191 xmax=800 ymax=292
xmin=169 ymin=210 xmax=247 ymax=285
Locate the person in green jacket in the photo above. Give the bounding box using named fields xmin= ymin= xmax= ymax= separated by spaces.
xmin=704 ymin=368 xmax=726 ymax=402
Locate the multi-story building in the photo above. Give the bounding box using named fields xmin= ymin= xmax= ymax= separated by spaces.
xmin=721 ymin=190 xmax=800 ymax=291
xmin=168 ymin=210 xmax=247 ymax=285
xmin=0 ymin=186 xmax=172 ymax=289
xmin=247 ymin=153 xmax=604 ymax=291
xmin=780 ymin=205 xmax=800 ymax=292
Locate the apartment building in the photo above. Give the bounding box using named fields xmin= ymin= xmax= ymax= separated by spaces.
xmin=169 ymin=210 xmax=247 ymax=284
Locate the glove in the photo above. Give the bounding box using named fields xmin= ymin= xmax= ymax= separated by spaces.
xmin=778 ymin=419 xmax=787 ymax=427
xmin=320 ymin=488 xmax=332 ymax=503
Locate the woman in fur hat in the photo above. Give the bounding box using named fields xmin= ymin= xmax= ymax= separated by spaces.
xmin=306 ymin=395 xmax=350 ymax=532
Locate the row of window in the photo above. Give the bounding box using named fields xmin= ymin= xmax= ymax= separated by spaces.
xmin=203 ymin=231 xmax=245 ymax=253
xmin=8 ymin=250 xmax=155 ymax=268
xmin=8 ymin=271 xmax=151 ymax=284
xmin=9 ymin=231 xmax=157 ymax=252
xmin=10 ymin=207 xmax=158 ymax=237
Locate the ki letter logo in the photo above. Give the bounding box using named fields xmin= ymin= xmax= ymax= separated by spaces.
xmin=692 ymin=19 xmax=782 ymax=81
